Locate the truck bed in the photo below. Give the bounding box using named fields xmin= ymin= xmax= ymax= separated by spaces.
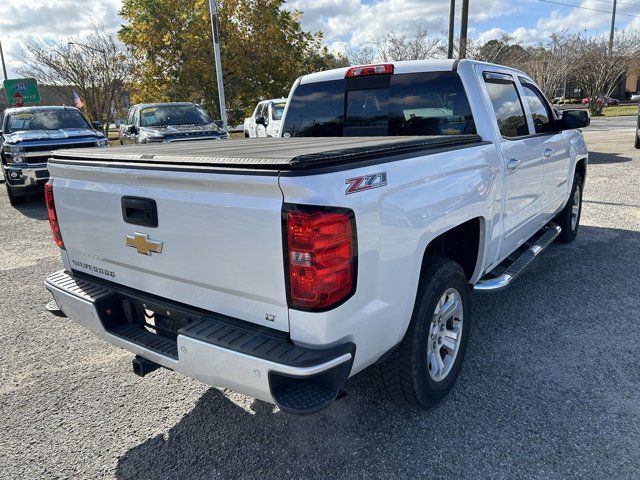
xmin=50 ymin=135 xmax=484 ymax=171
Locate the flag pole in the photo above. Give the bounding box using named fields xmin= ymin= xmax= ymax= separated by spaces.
xmin=208 ymin=0 xmax=228 ymax=132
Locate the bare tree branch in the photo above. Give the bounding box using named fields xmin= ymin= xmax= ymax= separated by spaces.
xmin=18 ymin=25 xmax=133 ymax=132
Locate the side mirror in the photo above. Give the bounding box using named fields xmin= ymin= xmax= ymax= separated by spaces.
xmin=255 ymin=115 xmax=267 ymax=127
xmin=128 ymin=125 xmax=138 ymax=134
xmin=91 ymin=121 xmax=103 ymax=131
xmin=559 ymin=109 xmax=590 ymax=130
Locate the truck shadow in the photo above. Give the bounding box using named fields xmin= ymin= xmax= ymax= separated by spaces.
xmin=9 ymin=195 xmax=48 ymax=220
xmin=115 ymin=224 xmax=640 ymax=479
xmin=587 ymin=150 xmax=633 ymax=164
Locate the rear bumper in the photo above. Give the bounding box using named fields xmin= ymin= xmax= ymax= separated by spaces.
xmin=3 ymin=163 xmax=49 ymax=194
xmin=45 ymin=270 xmax=354 ymax=414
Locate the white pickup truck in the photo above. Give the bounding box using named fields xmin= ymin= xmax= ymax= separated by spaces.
xmin=243 ymin=98 xmax=287 ymax=138
xmin=44 ymin=60 xmax=589 ymax=414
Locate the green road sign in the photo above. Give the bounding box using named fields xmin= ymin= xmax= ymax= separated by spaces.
xmin=3 ymin=78 xmax=41 ymax=106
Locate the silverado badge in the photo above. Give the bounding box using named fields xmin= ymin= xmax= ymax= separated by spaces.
xmin=125 ymin=233 xmax=164 ymax=256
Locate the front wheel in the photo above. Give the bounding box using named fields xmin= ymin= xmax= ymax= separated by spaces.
xmin=555 ymin=172 xmax=583 ymax=243
xmin=5 ymin=183 xmax=25 ymax=206
xmin=377 ymin=257 xmax=470 ymax=408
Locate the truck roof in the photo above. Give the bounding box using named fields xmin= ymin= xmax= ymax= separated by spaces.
xmin=298 ymin=59 xmax=527 ymax=84
xmin=50 ymin=135 xmax=483 ymax=172
xmin=131 ymin=102 xmax=202 ymax=109
xmin=3 ymin=105 xmax=82 ymax=114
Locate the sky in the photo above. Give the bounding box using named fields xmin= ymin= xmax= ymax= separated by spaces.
xmin=1 ymin=0 xmax=639 ymax=78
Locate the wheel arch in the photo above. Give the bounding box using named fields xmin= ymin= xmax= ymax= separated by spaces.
xmin=575 ymin=157 xmax=587 ymax=182
xmin=420 ymin=216 xmax=486 ymax=284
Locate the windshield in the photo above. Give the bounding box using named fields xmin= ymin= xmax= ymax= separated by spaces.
xmin=282 ymin=72 xmax=476 ymax=137
xmin=272 ymin=102 xmax=286 ymax=121
xmin=5 ymin=109 xmax=90 ymax=133
xmin=140 ymin=105 xmax=212 ymax=127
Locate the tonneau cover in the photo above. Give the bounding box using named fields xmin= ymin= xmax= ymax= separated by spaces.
xmin=50 ymin=135 xmax=483 ymax=170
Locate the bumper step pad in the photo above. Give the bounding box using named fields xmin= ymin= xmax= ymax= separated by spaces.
xmin=45 ymin=270 xmax=355 ymax=414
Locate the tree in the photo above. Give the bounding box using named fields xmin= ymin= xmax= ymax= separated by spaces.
xmin=19 ymin=26 xmax=133 ymax=132
xmin=568 ymin=31 xmax=640 ymax=115
xmin=345 ymin=45 xmax=377 ymax=66
xmin=476 ymin=34 xmax=531 ymax=70
xmin=119 ymin=0 xmax=346 ymax=124
xmin=374 ymin=25 xmax=442 ymax=62
xmin=523 ymin=33 xmax=573 ymax=100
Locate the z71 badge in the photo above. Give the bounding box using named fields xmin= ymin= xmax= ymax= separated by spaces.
xmin=345 ymin=172 xmax=388 ymax=195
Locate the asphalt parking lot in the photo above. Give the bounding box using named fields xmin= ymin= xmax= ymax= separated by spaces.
xmin=1 ymin=119 xmax=639 ymax=479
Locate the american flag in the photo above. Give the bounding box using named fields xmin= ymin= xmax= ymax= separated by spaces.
xmin=73 ymin=90 xmax=85 ymax=109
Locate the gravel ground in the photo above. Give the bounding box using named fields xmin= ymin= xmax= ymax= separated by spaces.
xmin=1 ymin=122 xmax=639 ymax=479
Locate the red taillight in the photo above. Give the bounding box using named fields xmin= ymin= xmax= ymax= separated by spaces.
xmin=45 ymin=182 xmax=65 ymax=249
xmin=285 ymin=207 xmax=356 ymax=310
xmin=345 ymin=64 xmax=394 ymax=78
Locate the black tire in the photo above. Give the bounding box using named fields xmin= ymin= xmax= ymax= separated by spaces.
xmin=377 ymin=257 xmax=471 ymax=408
xmin=5 ymin=183 xmax=25 ymax=206
xmin=635 ymin=132 xmax=640 ymax=149
xmin=555 ymin=172 xmax=584 ymax=243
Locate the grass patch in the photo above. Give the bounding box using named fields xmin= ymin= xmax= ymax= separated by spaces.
xmin=602 ymin=105 xmax=639 ymax=117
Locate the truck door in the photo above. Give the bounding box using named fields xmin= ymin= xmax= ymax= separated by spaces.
xmin=482 ymin=71 xmax=545 ymax=259
xmin=121 ymin=108 xmax=136 ymax=145
xmin=256 ymin=103 xmax=267 ymax=138
xmin=517 ymin=78 xmax=571 ymax=220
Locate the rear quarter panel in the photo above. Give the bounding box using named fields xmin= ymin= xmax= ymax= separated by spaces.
xmin=279 ymin=143 xmax=501 ymax=374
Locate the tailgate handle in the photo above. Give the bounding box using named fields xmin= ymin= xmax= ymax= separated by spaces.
xmin=121 ymin=197 xmax=158 ymax=228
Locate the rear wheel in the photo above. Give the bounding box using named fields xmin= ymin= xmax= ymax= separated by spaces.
xmin=555 ymin=172 xmax=583 ymax=243
xmin=377 ymin=257 xmax=470 ymax=408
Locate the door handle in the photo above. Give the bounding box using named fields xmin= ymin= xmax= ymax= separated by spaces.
xmin=543 ymin=149 xmax=554 ymax=159
xmin=507 ymin=158 xmax=521 ymax=171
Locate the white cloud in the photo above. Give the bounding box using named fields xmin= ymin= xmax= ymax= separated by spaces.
xmin=289 ymin=0 xmax=519 ymax=51
xmin=0 ymin=0 xmax=637 ymax=79
xmin=0 ymin=0 xmax=122 ymax=77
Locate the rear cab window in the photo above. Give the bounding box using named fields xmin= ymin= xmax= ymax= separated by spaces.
xmin=282 ymin=71 xmax=476 ymax=137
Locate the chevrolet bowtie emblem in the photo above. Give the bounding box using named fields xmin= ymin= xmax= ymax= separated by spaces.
xmin=125 ymin=233 xmax=164 ymax=256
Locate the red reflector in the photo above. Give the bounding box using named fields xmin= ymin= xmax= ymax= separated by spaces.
xmin=285 ymin=207 xmax=356 ymax=310
xmin=44 ymin=181 xmax=65 ymax=249
xmin=345 ymin=64 xmax=394 ymax=78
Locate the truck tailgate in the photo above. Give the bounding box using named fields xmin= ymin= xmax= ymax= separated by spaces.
xmin=48 ymin=162 xmax=289 ymax=331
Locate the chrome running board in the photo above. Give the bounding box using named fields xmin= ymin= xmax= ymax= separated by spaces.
xmin=474 ymin=224 xmax=562 ymax=292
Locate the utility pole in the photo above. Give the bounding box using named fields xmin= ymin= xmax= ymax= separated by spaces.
xmin=609 ymin=0 xmax=617 ymax=53
xmin=459 ymin=0 xmax=470 ymax=59
xmin=0 ymin=40 xmax=8 ymax=81
xmin=208 ymin=0 xmax=228 ymax=132
xmin=447 ymin=0 xmax=456 ymax=59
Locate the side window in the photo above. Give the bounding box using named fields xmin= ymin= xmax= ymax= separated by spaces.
xmin=484 ymin=75 xmax=529 ymax=138
xmin=133 ymin=108 xmax=140 ymax=127
xmin=520 ymin=82 xmax=554 ymax=134
xmin=127 ymin=108 xmax=135 ymax=125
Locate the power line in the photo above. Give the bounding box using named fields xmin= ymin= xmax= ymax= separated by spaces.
xmin=538 ymin=0 xmax=640 ymax=17
xmin=591 ymin=0 xmax=640 ymax=7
